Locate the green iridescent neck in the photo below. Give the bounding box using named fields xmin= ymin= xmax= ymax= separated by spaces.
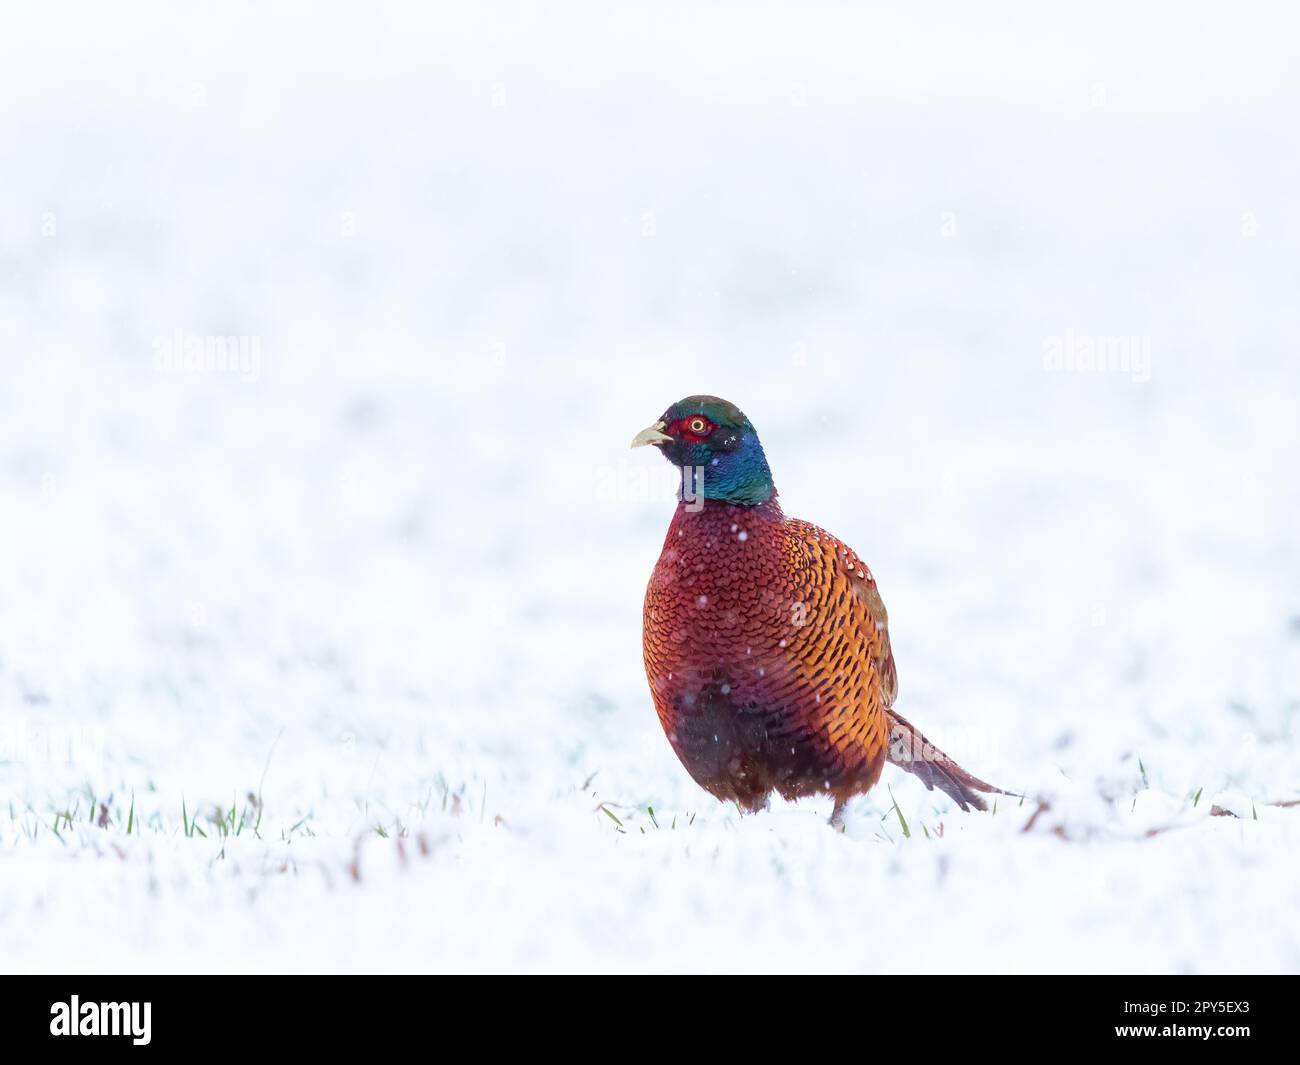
xmin=679 ymin=435 xmax=774 ymax=506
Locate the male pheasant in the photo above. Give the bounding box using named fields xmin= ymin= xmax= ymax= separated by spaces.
xmin=633 ymin=395 xmax=1007 ymax=827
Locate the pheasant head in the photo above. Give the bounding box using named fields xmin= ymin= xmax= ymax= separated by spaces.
xmin=630 ymin=394 xmax=775 ymax=506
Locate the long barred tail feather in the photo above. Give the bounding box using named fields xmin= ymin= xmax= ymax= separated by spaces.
xmin=885 ymin=709 xmax=1013 ymax=812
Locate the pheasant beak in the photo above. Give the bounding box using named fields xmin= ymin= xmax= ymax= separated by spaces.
xmin=630 ymin=421 xmax=672 ymax=448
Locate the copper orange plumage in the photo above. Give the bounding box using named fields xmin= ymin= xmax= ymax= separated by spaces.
xmin=634 ymin=395 xmax=1007 ymax=826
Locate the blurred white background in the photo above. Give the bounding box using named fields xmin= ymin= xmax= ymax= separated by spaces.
xmin=1 ymin=2 xmax=1297 ymax=972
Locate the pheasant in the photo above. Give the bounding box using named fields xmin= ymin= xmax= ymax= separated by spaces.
xmin=633 ymin=395 xmax=1008 ymax=827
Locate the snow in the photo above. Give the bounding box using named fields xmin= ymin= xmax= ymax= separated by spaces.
xmin=2 ymin=3 xmax=1299 ymax=973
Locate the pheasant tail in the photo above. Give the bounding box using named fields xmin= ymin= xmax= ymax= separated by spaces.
xmin=885 ymin=709 xmax=1010 ymax=812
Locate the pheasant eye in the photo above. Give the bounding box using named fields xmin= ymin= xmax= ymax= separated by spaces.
xmin=687 ymin=417 xmax=709 ymax=434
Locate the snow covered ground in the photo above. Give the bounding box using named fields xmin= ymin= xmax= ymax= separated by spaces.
xmin=2 ymin=3 xmax=1298 ymax=973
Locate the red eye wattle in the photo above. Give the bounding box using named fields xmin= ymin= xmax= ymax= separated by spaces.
xmin=680 ymin=416 xmax=714 ymax=438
